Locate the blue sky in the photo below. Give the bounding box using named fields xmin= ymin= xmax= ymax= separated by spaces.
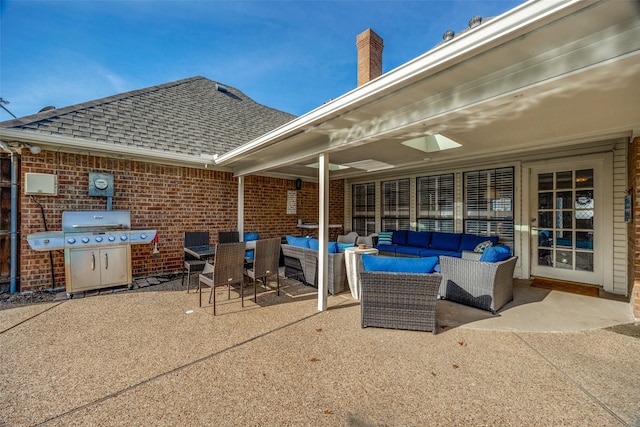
xmin=1 ymin=0 xmax=523 ymax=120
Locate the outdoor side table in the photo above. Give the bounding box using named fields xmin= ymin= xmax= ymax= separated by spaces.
xmin=344 ymin=246 xmax=378 ymax=300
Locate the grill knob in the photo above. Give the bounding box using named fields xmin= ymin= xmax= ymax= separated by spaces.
xmin=120 ymin=235 xmax=128 ymax=241
xmin=108 ymin=235 xmax=115 ymax=242
xmin=95 ymin=236 xmax=103 ymax=242
xmin=82 ymin=237 xmax=90 ymax=243
xmin=67 ymin=237 xmax=76 ymax=244
xmin=140 ymin=234 xmax=147 ymax=239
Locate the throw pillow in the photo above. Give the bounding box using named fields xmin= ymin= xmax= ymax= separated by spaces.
xmin=473 ymin=240 xmax=494 ymax=253
xmin=308 ymin=239 xmax=338 ymax=253
xmin=286 ymin=235 xmax=311 ymax=248
xmin=337 ymin=242 xmax=354 ymax=253
xmin=479 ymin=246 xmax=512 ymax=262
xmin=362 ymin=255 xmax=439 ymax=274
xmin=377 ymin=231 xmax=393 ymax=245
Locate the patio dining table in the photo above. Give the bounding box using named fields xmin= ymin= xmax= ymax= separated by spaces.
xmin=185 ymin=240 xmax=257 ymax=260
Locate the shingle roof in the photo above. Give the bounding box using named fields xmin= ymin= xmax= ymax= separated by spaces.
xmin=0 ymin=76 xmax=296 ymax=157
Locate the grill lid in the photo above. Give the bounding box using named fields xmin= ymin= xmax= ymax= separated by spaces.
xmin=61 ymin=210 xmax=131 ymax=233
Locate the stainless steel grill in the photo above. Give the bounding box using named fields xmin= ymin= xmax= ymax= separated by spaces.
xmin=27 ymin=210 xmax=156 ymax=297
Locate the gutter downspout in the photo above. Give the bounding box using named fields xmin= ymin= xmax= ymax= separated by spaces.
xmin=9 ymin=150 xmax=19 ymax=293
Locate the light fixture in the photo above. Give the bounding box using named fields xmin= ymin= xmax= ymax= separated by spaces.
xmin=24 ymin=144 xmax=41 ymax=154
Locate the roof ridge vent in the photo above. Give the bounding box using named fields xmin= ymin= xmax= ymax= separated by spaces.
xmin=469 ymin=16 xmax=482 ymax=29
xmin=215 ymin=83 xmax=228 ymax=93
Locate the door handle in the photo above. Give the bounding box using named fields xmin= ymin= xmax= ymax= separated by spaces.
xmin=91 ymin=253 xmax=95 ymax=270
xmin=104 ymin=253 xmax=109 ymax=269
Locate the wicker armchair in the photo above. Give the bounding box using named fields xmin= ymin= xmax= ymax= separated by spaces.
xmin=245 ymin=237 xmax=281 ymax=304
xmin=439 ymin=252 xmax=518 ymax=314
xmin=359 ymin=271 xmax=441 ymax=334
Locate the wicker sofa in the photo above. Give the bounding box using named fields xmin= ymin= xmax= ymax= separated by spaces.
xmin=281 ymin=243 xmax=347 ymax=295
xmin=359 ymin=271 xmax=441 ymax=333
xmin=439 ymin=251 xmax=518 ymax=313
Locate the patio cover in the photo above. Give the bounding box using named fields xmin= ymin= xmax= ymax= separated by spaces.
xmin=215 ymin=0 xmax=640 ymax=310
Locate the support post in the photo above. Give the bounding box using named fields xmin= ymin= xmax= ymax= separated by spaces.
xmin=237 ymin=176 xmax=245 ymax=240
xmin=318 ymin=153 xmax=329 ymax=311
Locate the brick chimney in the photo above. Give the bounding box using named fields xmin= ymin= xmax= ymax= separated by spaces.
xmin=356 ymin=28 xmax=384 ymax=86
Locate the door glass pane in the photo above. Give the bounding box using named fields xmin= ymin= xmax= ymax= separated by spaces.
xmin=538 ymin=173 xmax=553 ymax=191
xmin=576 ymin=169 xmax=593 ymax=188
xmin=538 ymin=192 xmax=553 ymax=209
xmin=555 ymin=230 xmax=572 ymax=248
xmin=556 ymin=171 xmax=573 ymax=189
xmin=555 ymin=250 xmax=573 ymax=269
xmin=556 ymin=191 xmax=572 ymax=209
xmin=539 ymin=230 xmax=553 ymax=247
xmin=538 ymin=249 xmax=553 ymax=266
xmin=557 ymin=211 xmax=573 ymax=229
xmin=576 ymin=252 xmax=594 ymax=272
xmin=539 ymin=212 xmax=553 ymax=228
xmin=576 ymin=231 xmax=593 ymax=249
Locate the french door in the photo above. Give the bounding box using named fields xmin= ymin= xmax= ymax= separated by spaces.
xmin=529 ymin=157 xmax=611 ymax=286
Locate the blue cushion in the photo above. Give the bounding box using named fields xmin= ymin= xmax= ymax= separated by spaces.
xmin=337 ymin=242 xmax=354 ymax=253
xmin=394 ymin=246 xmax=424 ymax=257
xmin=430 ymin=232 xmax=462 ymax=251
xmin=308 ymin=239 xmax=338 ymax=253
xmin=459 ymin=234 xmax=499 ymax=251
xmin=392 ymin=230 xmax=409 ymax=245
xmin=244 ymin=232 xmax=259 ymax=241
xmin=375 ymin=244 xmax=397 ymax=254
xmin=419 ymin=249 xmax=461 ymax=258
xmin=286 ymin=235 xmax=311 ymax=248
xmin=362 ymin=255 xmax=439 ymax=274
xmin=377 ymin=232 xmax=393 ymax=245
xmin=406 ymin=231 xmax=431 ymax=248
xmin=479 ymin=246 xmax=512 ymax=262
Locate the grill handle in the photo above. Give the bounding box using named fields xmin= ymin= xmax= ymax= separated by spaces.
xmin=91 ymin=253 xmax=95 ymax=270
xmin=105 ymin=253 xmax=108 ymax=269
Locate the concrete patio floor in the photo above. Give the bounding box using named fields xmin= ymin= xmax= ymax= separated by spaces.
xmin=1 ymin=277 xmax=639 ymax=426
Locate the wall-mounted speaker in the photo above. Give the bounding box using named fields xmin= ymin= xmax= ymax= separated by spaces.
xmin=295 ymin=178 xmax=302 ymax=190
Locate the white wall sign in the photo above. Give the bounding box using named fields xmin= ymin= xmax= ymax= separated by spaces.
xmin=287 ymin=190 xmax=297 ymax=214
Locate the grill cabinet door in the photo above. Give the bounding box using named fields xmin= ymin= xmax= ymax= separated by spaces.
xmin=68 ymin=249 xmax=102 ymax=290
xmin=100 ymin=246 xmax=131 ymax=286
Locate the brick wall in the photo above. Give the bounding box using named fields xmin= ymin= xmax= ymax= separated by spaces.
xmin=631 ymin=137 xmax=640 ymax=319
xmin=19 ymin=151 xmax=344 ymax=291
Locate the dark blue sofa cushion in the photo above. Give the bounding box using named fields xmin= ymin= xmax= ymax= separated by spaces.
xmin=392 ymin=230 xmax=409 ymax=245
xmin=430 ymin=232 xmax=462 ymax=252
xmin=459 ymin=234 xmax=499 ymax=251
xmin=406 ymin=230 xmax=431 ymax=248
xmin=362 ymin=254 xmax=439 ymax=273
xmin=419 ymin=248 xmax=461 ymax=258
xmin=376 ymin=244 xmax=397 ymax=254
xmin=395 ymin=245 xmax=424 ymax=257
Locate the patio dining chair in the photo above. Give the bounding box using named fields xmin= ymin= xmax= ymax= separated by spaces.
xmin=244 ymin=237 xmax=281 ymax=305
xmin=182 ymin=231 xmax=210 ymax=292
xmin=198 ymin=241 xmax=246 ymax=315
xmin=337 ymin=231 xmax=358 ymax=245
xmin=218 ymin=231 xmax=239 ymax=243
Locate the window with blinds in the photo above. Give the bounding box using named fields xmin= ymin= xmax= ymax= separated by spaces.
xmin=381 ymin=178 xmax=410 ymax=231
xmin=417 ymin=173 xmax=454 ymax=232
xmin=352 ymin=183 xmax=376 ymax=236
xmin=464 ymin=167 xmax=514 ymax=244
